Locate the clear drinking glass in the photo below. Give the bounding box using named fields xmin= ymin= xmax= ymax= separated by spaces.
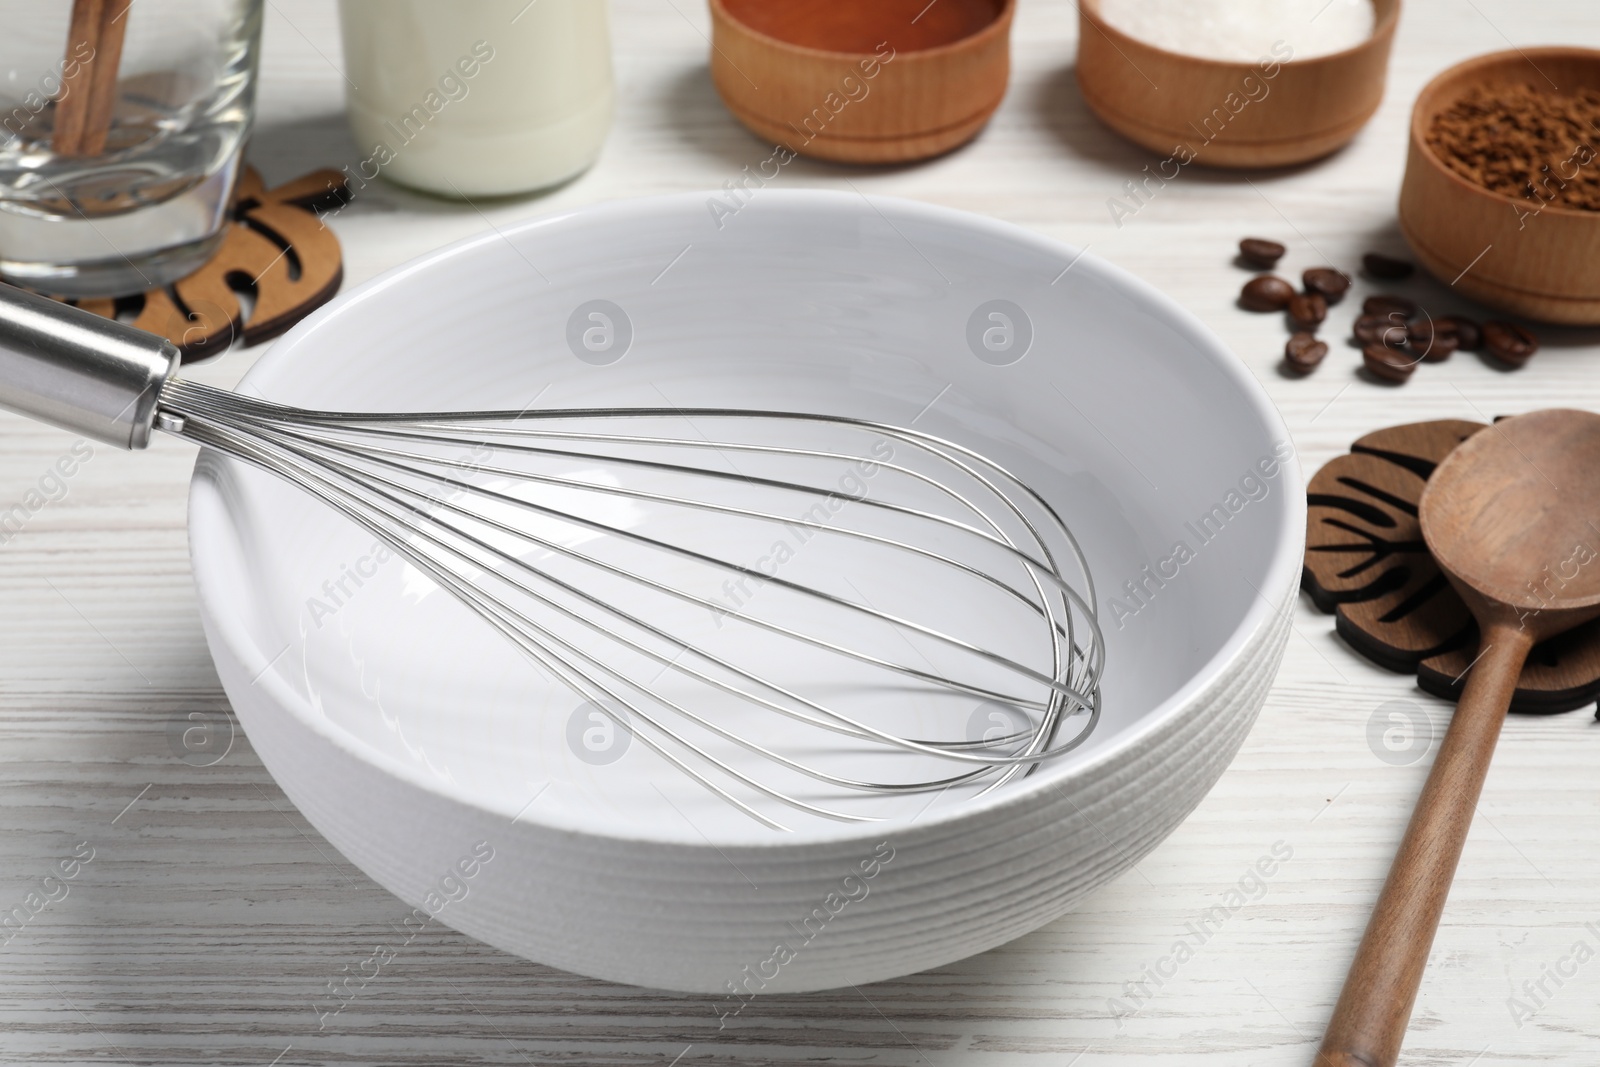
xmin=0 ymin=0 xmax=262 ymax=297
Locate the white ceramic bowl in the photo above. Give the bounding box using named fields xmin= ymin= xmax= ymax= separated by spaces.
xmin=188 ymin=191 xmax=1303 ymax=993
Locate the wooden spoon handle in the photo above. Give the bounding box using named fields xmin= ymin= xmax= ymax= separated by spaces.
xmin=1314 ymin=622 xmax=1533 ymax=1067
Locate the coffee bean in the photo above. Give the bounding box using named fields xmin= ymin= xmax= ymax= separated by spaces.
xmin=1240 ymin=275 xmax=1296 ymax=311
xmin=1363 ymin=343 xmax=1419 ymax=382
xmin=1362 ymin=294 xmax=1417 ymax=319
xmin=1439 ymin=314 xmax=1483 ymax=351
xmin=1284 ymin=331 xmax=1328 ymax=373
xmin=1288 ymin=291 xmax=1328 ymax=330
xmin=1352 ymin=313 xmax=1408 ymax=348
xmin=1407 ymin=319 xmax=1459 ymax=362
xmin=1239 ymin=237 xmax=1287 ymax=269
xmin=1483 ymin=321 xmax=1539 ymax=366
xmin=1362 ymin=252 xmax=1415 ymax=279
xmin=1303 ymin=267 xmax=1351 ymax=304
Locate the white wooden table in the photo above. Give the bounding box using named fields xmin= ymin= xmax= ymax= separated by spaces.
xmin=4 ymin=1 xmax=1599 ymax=1063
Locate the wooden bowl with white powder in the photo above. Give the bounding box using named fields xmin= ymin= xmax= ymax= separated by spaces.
xmin=1076 ymin=0 xmax=1400 ymax=169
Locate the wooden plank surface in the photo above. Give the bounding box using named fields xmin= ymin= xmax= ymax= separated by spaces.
xmin=2 ymin=1 xmax=1598 ymax=1063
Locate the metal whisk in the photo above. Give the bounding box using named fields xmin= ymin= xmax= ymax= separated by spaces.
xmin=0 ymin=286 xmax=1103 ymax=831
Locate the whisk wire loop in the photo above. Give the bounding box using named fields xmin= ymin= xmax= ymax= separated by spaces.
xmin=157 ymin=378 xmax=1106 ymax=829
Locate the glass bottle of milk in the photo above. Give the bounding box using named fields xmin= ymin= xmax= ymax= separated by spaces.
xmin=337 ymin=0 xmax=613 ymax=197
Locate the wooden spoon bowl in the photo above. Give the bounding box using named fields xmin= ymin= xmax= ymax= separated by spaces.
xmin=1424 ymin=410 xmax=1600 ymax=626
xmin=1316 ymin=409 xmax=1600 ymax=1067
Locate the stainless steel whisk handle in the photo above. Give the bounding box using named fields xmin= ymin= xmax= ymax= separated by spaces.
xmin=0 ymin=284 xmax=179 ymax=450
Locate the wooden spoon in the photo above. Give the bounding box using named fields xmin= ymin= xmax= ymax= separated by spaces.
xmin=1315 ymin=408 xmax=1600 ymax=1067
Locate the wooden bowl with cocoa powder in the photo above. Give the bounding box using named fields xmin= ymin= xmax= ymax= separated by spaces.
xmin=1399 ymin=48 xmax=1600 ymax=325
xmin=707 ymin=0 xmax=1013 ymax=164
xmin=1075 ymin=0 xmax=1400 ymax=168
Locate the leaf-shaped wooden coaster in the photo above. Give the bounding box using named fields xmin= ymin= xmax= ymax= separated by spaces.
xmin=61 ymin=165 xmax=349 ymax=362
xmin=1304 ymin=419 xmax=1600 ymax=713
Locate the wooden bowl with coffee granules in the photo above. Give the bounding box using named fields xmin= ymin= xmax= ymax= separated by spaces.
xmin=1075 ymin=0 xmax=1400 ymax=169
xmin=707 ymin=0 xmax=1013 ymax=164
xmin=1400 ymin=48 xmax=1600 ymax=325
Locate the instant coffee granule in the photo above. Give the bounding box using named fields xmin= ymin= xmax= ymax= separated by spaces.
xmin=1426 ymin=83 xmax=1600 ymax=210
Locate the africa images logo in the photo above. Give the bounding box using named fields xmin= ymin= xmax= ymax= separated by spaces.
xmin=566 ymin=299 xmax=632 ymax=366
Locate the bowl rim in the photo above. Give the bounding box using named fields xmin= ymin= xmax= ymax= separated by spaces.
xmin=190 ymin=189 xmax=1305 ymax=850
xmin=708 ymin=0 xmax=1014 ymax=62
xmin=1077 ymin=0 xmax=1400 ymax=71
xmin=1407 ymin=45 xmax=1600 ymax=224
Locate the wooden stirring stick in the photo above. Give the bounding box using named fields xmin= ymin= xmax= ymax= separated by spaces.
xmin=1315 ymin=408 xmax=1600 ymax=1067
xmin=54 ymin=0 xmax=132 ymax=157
